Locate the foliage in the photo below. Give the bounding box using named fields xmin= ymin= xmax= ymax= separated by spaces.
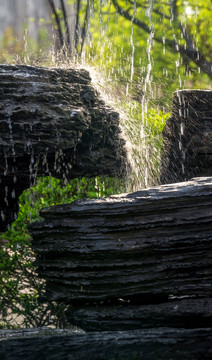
xmin=0 ymin=176 xmax=124 ymax=328
xmin=122 ymin=102 xmax=170 ymax=137
xmin=0 ymin=0 xmax=211 ymax=108
xmin=0 ymin=25 xmax=51 ymax=65
xmin=84 ymin=0 xmax=212 ymax=107
xmin=118 ymin=100 xmax=170 ymax=189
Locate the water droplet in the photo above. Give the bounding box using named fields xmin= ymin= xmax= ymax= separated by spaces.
xmin=11 ymin=189 xmax=16 ymax=199
xmin=1 ymin=211 xmax=5 ymax=222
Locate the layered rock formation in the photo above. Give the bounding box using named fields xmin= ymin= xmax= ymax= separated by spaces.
xmin=161 ymin=90 xmax=212 ymax=184
xmin=0 ymin=64 xmax=128 ymax=231
xmin=24 ymin=177 xmax=212 ymax=358
xmin=30 ymin=177 xmax=212 ymax=305
xmin=30 ymin=177 xmax=212 ymax=332
xmin=1 ymin=327 xmax=211 ymax=360
xmin=1 ymin=177 xmax=211 ymax=358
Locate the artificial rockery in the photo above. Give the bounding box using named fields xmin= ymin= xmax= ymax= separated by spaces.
xmin=0 ymin=65 xmax=212 ymax=359
xmin=0 ymin=64 xmax=128 ymax=232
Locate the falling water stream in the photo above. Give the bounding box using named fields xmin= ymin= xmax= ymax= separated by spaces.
xmin=141 ymin=0 xmax=155 ymax=186
xmin=177 ymin=91 xmax=186 ymax=176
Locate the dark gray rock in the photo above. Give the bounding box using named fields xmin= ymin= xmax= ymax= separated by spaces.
xmin=0 ymin=64 xmax=128 ymax=231
xmin=25 ymin=177 xmax=212 ymax=358
xmin=66 ymin=298 xmax=212 ymax=331
xmin=30 ymin=177 xmax=212 ymax=304
xmin=161 ymin=90 xmax=212 ymax=184
xmin=0 ymin=327 xmax=83 ymax=341
xmin=0 ymin=328 xmax=212 ymax=360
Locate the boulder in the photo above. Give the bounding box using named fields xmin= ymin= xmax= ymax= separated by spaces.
xmin=0 ymin=327 xmax=212 ymax=360
xmin=0 ymin=64 xmax=128 ymax=231
xmin=25 ymin=177 xmax=212 ymax=358
xmin=67 ymin=298 xmax=212 ymax=332
xmin=30 ymin=177 xmax=212 ymax=304
xmin=161 ymin=90 xmax=212 ymax=184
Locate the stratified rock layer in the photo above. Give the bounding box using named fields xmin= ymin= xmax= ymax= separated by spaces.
xmin=30 ymin=177 xmax=212 ymax=304
xmin=161 ymin=90 xmax=212 ymax=184
xmin=1 ymin=328 xmax=212 ymax=360
xmin=8 ymin=177 xmax=212 ymax=358
xmin=0 ymin=64 xmax=128 ymax=231
xmin=67 ymin=298 xmax=212 ymax=331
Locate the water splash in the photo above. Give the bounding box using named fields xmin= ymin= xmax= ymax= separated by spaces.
xmin=7 ymin=117 xmax=16 ymax=157
xmin=177 ymin=92 xmax=187 ymax=177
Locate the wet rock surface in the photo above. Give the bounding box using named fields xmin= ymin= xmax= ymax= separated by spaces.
xmin=0 ymin=64 xmax=128 ymax=231
xmin=1 ymin=328 xmax=212 ymax=360
xmin=0 ymin=327 xmax=83 ymax=341
xmin=30 ymin=177 xmax=212 ymax=304
xmin=67 ymin=298 xmax=212 ymax=332
xmin=161 ymin=90 xmax=212 ymax=184
xmin=2 ymin=77 xmax=212 ymax=358
xmin=1 ymin=177 xmax=212 ymax=359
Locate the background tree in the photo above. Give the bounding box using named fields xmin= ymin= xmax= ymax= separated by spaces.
xmin=1 ymin=0 xmax=210 ymax=106
xmin=111 ymin=0 xmax=212 ymax=79
xmin=47 ymin=0 xmax=92 ymax=56
xmin=46 ymin=0 xmax=211 ymax=107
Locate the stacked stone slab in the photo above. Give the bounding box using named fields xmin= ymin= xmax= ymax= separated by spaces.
xmin=0 ymin=327 xmax=211 ymax=359
xmin=30 ymin=177 xmax=212 ymax=305
xmin=161 ymin=90 xmax=212 ymax=184
xmin=0 ymin=65 xmax=128 ymax=231
xmin=24 ymin=177 xmax=212 ymax=359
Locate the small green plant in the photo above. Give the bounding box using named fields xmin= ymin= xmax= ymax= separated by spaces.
xmin=0 ymin=176 xmax=125 ymax=328
xmin=118 ymin=100 xmax=170 ymax=188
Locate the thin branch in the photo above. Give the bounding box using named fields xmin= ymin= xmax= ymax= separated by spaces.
xmin=112 ymin=0 xmax=212 ymax=79
xmin=60 ymin=0 xmax=71 ymax=51
xmin=48 ymin=0 xmax=64 ymax=49
xmin=80 ymin=0 xmax=90 ymax=55
xmin=166 ymin=40 xmax=212 ymax=78
xmin=75 ymin=0 xmax=81 ymax=52
xmin=169 ymin=0 xmax=177 ymax=21
xmin=112 ymin=0 xmax=150 ymax=32
xmin=127 ymin=0 xmax=171 ymax=19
